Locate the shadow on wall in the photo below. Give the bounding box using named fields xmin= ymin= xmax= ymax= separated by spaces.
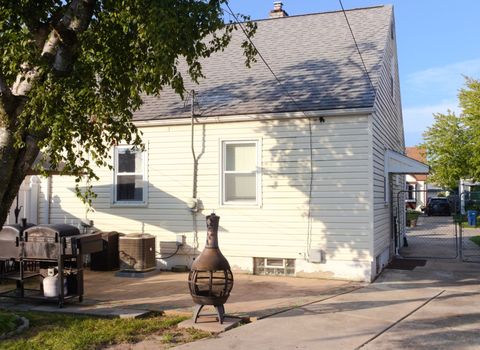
xmin=48 ymin=43 xmax=384 ymax=278
xmin=243 ymin=54 xmax=383 ymax=267
xmin=181 ymin=54 xmax=381 ymax=277
xmin=48 ymin=183 xmax=227 ymax=259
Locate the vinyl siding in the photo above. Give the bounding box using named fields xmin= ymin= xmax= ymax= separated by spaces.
xmin=371 ymin=13 xmax=405 ymax=260
xmin=42 ymin=115 xmax=373 ymax=272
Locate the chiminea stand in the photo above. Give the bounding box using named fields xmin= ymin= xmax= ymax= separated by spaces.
xmin=192 ymin=304 xmax=226 ymax=324
xmin=188 ymin=213 xmax=233 ymax=324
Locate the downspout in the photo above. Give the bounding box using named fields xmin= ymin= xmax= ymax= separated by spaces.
xmin=190 ymin=90 xmax=199 ymax=250
xmin=191 ymin=90 xmax=198 ymax=203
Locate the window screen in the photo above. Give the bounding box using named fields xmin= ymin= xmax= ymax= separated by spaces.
xmin=223 ymin=142 xmax=258 ymax=204
xmin=114 ymin=146 xmax=145 ymax=203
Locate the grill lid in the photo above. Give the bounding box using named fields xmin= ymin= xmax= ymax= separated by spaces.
xmin=0 ymin=224 xmax=34 ymax=241
xmin=24 ymin=224 xmax=80 ymax=241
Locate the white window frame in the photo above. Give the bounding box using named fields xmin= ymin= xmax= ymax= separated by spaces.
xmin=220 ymin=139 xmax=261 ymax=207
xmin=111 ymin=144 xmax=148 ymax=207
xmin=406 ymin=183 xmax=416 ymax=201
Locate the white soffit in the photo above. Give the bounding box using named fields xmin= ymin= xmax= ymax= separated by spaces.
xmin=385 ymin=150 xmax=429 ymax=174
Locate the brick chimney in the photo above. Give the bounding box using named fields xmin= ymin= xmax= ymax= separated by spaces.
xmin=269 ymin=1 xmax=289 ymax=18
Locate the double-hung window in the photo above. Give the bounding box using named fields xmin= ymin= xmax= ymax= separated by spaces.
xmin=113 ymin=145 xmax=147 ymax=205
xmin=222 ymin=140 xmax=260 ymax=205
xmin=407 ymin=184 xmax=416 ymax=201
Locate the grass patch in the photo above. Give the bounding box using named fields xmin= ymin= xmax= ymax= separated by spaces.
xmin=0 ymin=311 xmax=19 ymax=335
xmin=0 ymin=311 xmax=210 ymax=350
xmin=460 ymin=222 xmax=480 ymax=229
xmin=470 ymin=236 xmax=480 ymax=247
xmin=454 ymin=214 xmax=480 ymax=228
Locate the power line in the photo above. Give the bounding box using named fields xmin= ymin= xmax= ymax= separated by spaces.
xmin=224 ymin=3 xmax=378 ymax=258
xmin=224 ymin=4 xmax=313 ymax=119
xmin=338 ymin=0 xmax=375 ymax=91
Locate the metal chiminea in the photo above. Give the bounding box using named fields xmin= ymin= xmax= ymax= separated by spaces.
xmin=188 ymin=213 xmax=233 ymax=324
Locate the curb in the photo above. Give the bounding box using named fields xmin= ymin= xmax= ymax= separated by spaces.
xmin=0 ymin=316 xmax=29 ymax=340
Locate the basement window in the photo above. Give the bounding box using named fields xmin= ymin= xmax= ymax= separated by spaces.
xmin=254 ymin=257 xmax=295 ymax=276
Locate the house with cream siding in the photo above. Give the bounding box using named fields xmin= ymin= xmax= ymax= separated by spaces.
xmin=11 ymin=5 xmax=429 ymax=282
xmin=405 ymin=147 xmax=429 ymax=210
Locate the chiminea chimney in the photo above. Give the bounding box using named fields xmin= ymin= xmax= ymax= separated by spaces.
xmin=269 ymin=1 xmax=289 ymax=18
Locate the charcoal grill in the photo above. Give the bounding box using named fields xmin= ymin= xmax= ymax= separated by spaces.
xmin=0 ymin=224 xmax=33 ymax=260
xmin=0 ymin=224 xmax=103 ymax=307
xmin=23 ymin=224 xmax=103 ymax=259
xmin=188 ymin=213 xmax=233 ymax=324
xmin=0 ymin=223 xmax=34 ymax=276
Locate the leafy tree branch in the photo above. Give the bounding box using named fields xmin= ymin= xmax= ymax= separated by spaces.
xmin=421 ymin=77 xmax=480 ymax=190
xmin=0 ymin=0 xmax=257 ymax=227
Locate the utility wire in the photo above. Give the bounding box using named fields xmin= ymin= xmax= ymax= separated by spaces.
xmin=225 ymin=4 xmax=313 ymax=117
xmin=224 ymin=3 xmax=315 ymax=255
xmin=156 ymin=244 xmax=181 ymax=260
xmin=223 ymin=2 xmax=377 ymax=258
xmin=338 ymin=0 xmax=375 ymax=91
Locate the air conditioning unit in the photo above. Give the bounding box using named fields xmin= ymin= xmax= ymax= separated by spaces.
xmin=119 ymin=233 xmax=156 ymax=272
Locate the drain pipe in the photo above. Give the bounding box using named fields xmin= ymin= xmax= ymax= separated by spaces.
xmin=190 ymin=90 xmax=200 ymax=250
xmin=191 ymin=90 xmax=198 ymax=204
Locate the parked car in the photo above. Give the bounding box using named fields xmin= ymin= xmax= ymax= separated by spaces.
xmin=425 ymin=197 xmax=451 ymax=216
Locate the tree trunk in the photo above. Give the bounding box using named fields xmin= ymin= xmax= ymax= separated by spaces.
xmin=0 ymin=0 xmax=96 ymax=230
xmin=0 ymin=127 xmax=40 ymax=229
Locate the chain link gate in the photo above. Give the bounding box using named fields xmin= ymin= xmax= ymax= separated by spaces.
xmin=459 ymin=191 xmax=480 ymax=263
xmin=396 ymin=190 xmax=459 ymax=259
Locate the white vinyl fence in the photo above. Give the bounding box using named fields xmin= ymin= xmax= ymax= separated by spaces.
xmin=5 ymin=176 xmax=40 ymax=225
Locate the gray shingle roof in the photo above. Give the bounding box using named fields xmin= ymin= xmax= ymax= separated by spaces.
xmin=133 ymin=5 xmax=392 ymax=122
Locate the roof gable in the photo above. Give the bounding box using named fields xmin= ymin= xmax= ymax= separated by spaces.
xmin=134 ymin=5 xmax=393 ymax=121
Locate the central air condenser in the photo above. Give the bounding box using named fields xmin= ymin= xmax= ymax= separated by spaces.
xmin=119 ymin=233 xmax=156 ymax=272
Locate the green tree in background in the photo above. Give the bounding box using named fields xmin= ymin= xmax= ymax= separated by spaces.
xmin=460 ymin=78 xmax=480 ymax=180
xmin=422 ymin=77 xmax=480 ymax=190
xmin=0 ymin=0 xmax=256 ymax=228
xmin=422 ymin=111 xmax=470 ymax=190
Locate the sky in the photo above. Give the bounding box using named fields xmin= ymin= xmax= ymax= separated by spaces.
xmin=227 ymin=0 xmax=480 ymax=146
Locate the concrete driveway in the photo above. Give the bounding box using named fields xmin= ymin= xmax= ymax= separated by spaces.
xmin=174 ymin=259 xmax=480 ymax=350
xmin=400 ymin=215 xmax=458 ymax=258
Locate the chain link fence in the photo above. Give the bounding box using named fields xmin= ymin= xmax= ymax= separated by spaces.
xmin=396 ymin=190 xmax=458 ymax=259
xmin=459 ymin=191 xmax=480 ymax=263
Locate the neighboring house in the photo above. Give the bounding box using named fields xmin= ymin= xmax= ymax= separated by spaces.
xmin=11 ymin=4 xmax=429 ymax=282
xmin=405 ymin=147 xmax=428 ymax=210
xmin=404 ymin=146 xmax=440 ymax=211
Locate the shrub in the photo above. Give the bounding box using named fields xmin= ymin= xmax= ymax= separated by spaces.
xmin=406 ymin=210 xmax=421 ymax=221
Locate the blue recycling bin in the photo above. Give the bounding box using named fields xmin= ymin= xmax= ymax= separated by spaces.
xmin=467 ymin=210 xmax=478 ymax=226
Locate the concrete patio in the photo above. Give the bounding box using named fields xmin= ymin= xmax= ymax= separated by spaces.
xmin=0 ymin=270 xmax=360 ymax=320
xmin=3 ymin=259 xmax=480 ymax=349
